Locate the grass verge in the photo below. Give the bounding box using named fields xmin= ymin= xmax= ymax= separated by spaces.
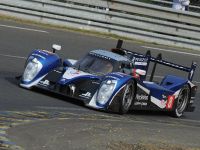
xmin=107 ymin=141 xmax=200 ymax=150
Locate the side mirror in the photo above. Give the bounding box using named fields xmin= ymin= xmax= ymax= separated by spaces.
xmin=52 ymin=44 xmax=61 ymax=53
xmin=121 ymin=63 xmax=133 ymax=69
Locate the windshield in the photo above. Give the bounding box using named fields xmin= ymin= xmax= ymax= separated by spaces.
xmin=74 ymin=54 xmax=114 ymax=75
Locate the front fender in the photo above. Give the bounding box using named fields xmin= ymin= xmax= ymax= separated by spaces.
xmin=105 ymin=72 xmax=133 ymax=92
xmin=20 ymin=49 xmax=61 ymax=88
xmin=95 ymin=72 xmax=134 ymax=108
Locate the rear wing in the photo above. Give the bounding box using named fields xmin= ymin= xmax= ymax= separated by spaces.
xmin=113 ymin=39 xmax=197 ymax=81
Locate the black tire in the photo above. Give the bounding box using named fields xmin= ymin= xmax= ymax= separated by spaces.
xmin=172 ymin=84 xmax=190 ymax=118
xmin=119 ymin=80 xmax=135 ymax=115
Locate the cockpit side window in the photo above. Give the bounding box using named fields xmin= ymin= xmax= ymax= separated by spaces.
xmin=120 ymin=62 xmax=134 ymax=75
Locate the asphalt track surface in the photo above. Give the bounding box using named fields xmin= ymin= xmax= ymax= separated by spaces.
xmin=0 ymin=19 xmax=200 ymax=150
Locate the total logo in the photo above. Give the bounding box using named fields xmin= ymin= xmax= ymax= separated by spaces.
xmin=39 ymin=80 xmax=50 ymax=86
xmin=166 ymin=95 xmax=175 ymax=110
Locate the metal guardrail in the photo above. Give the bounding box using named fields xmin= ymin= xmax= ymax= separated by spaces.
xmin=0 ymin=0 xmax=200 ymax=50
xmin=149 ymin=0 xmax=200 ymax=13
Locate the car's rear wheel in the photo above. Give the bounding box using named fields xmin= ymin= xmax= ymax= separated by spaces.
xmin=119 ymin=80 xmax=135 ymax=114
xmin=172 ymin=84 xmax=190 ymax=118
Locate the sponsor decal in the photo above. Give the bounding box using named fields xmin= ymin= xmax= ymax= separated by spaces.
xmin=62 ymin=68 xmax=90 ymax=80
xmin=160 ymin=61 xmax=185 ymax=69
xmin=135 ymin=69 xmax=146 ymax=76
xmin=166 ymin=95 xmax=175 ymax=110
xmin=134 ymin=62 xmax=147 ymax=66
xmin=132 ymin=57 xmax=148 ymax=67
xmin=136 ymin=94 xmax=148 ymax=101
xmin=42 ymin=50 xmax=53 ymax=54
xmin=92 ymin=81 xmax=100 ymax=85
xmin=32 ymin=53 xmax=46 ymax=60
xmin=132 ymin=57 xmax=148 ymax=62
xmin=37 ymin=50 xmax=53 ymax=55
xmin=151 ymin=96 xmax=166 ymax=109
xmin=133 ymin=69 xmax=146 ymax=78
xmin=133 ymin=69 xmax=140 ymax=79
xmin=53 ymin=70 xmax=62 ymax=74
xmin=79 ymin=92 xmax=91 ymax=99
xmin=162 ymin=94 xmax=167 ymax=99
xmin=39 ymin=80 xmax=50 ymax=86
xmin=134 ymin=102 xmax=147 ymax=106
xmin=135 ymin=57 xmax=148 ymax=62
xmin=161 ymin=99 xmax=167 ymax=106
xmin=110 ymin=72 xmax=125 ymax=78
xmin=69 ymin=69 xmax=80 ymax=75
xmin=89 ymin=52 xmax=111 ymax=60
xmin=105 ymin=76 xmax=120 ymax=80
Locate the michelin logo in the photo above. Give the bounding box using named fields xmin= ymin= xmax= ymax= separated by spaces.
xmin=136 ymin=94 xmax=148 ymax=101
xmin=134 ymin=102 xmax=147 ymax=106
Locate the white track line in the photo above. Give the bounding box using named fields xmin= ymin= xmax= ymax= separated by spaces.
xmin=142 ymin=46 xmax=200 ymax=57
xmin=0 ymin=53 xmax=26 ymax=59
xmin=0 ymin=24 xmax=49 ymax=33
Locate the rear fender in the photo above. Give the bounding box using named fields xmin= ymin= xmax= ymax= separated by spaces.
xmin=161 ymin=75 xmax=188 ymax=92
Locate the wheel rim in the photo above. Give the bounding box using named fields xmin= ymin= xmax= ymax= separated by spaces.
xmin=122 ymin=84 xmax=133 ymax=111
xmin=176 ymin=88 xmax=189 ymax=115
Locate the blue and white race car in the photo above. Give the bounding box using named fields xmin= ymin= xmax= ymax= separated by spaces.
xmin=19 ymin=40 xmax=198 ymax=117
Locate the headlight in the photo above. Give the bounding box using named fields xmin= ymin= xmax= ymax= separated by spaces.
xmin=22 ymin=58 xmax=42 ymax=82
xmin=97 ymin=80 xmax=117 ymax=105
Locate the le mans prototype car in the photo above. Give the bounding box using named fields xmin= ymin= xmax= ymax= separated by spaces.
xmin=19 ymin=40 xmax=198 ymax=117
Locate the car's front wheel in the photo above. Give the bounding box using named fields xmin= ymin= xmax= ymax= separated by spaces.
xmin=172 ymin=85 xmax=190 ymax=118
xmin=119 ymin=80 xmax=135 ymax=114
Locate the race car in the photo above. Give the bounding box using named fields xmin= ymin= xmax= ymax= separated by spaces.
xmin=19 ymin=40 xmax=198 ymax=117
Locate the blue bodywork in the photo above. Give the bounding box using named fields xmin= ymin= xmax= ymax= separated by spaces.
xmin=161 ymin=75 xmax=188 ymax=91
xmin=97 ymin=72 xmax=133 ymax=108
xmin=19 ymin=42 xmax=197 ymax=115
xmin=21 ymin=50 xmax=61 ymax=85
